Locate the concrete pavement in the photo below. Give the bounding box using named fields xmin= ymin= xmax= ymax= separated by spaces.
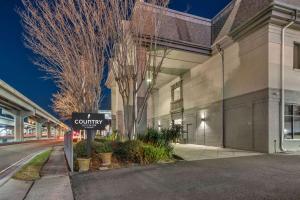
xmin=71 ymin=154 xmax=300 ymax=200
xmin=25 ymin=146 xmax=73 ymax=200
xmin=173 ymin=143 xmax=263 ymax=161
xmin=0 ymin=179 xmax=32 ymax=200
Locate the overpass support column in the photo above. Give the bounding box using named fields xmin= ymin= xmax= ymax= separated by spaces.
xmin=13 ymin=111 xmax=33 ymax=142
xmin=36 ymin=122 xmax=43 ymax=140
xmin=57 ymin=127 xmax=62 ymax=138
xmin=15 ymin=114 xmax=24 ymax=142
xmin=47 ymin=123 xmax=51 ymax=138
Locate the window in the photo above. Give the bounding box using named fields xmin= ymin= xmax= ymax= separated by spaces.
xmin=284 ymin=104 xmax=300 ymax=139
xmin=294 ymin=43 xmax=300 ymax=70
xmin=173 ymin=87 xmax=181 ymax=101
xmin=171 ymin=81 xmax=182 ymax=102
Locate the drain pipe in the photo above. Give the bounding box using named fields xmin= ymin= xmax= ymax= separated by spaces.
xmin=280 ymin=10 xmax=297 ymax=152
xmin=216 ymin=44 xmax=226 ymax=148
xmin=213 ymin=35 xmax=229 ymax=148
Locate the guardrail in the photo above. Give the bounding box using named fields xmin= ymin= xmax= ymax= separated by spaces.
xmin=64 ymin=131 xmax=73 ymax=172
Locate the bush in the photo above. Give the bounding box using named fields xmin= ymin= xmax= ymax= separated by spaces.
xmin=92 ymin=141 xmax=113 ymax=153
xmin=113 ymin=139 xmax=173 ymax=164
xmin=138 ymin=128 xmax=165 ymax=147
xmin=139 ymin=126 xmax=181 ymax=147
xmin=161 ymin=125 xmax=182 ymax=143
xmin=113 ymin=140 xmax=144 ymax=163
xmin=94 ymin=138 xmax=109 ymax=143
xmin=74 ymin=140 xmax=88 ymax=158
xmin=142 ymin=145 xmax=171 ymax=164
xmin=106 ymin=130 xmax=121 ymax=141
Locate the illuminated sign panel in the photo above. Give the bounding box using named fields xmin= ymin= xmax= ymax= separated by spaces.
xmin=71 ymin=113 xmax=109 ymax=131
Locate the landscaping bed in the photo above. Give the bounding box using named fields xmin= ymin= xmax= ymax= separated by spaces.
xmin=73 ymin=126 xmax=181 ymax=171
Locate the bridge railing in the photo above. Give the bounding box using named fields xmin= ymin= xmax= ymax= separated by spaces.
xmin=64 ymin=131 xmax=73 ymax=172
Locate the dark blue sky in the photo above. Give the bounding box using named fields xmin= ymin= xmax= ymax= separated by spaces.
xmin=0 ymin=0 xmax=231 ymax=118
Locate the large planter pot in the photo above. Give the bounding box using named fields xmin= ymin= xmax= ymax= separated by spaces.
xmin=77 ymin=158 xmax=91 ymax=172
xmin=99 ymin=152 xmax=112 ymax=166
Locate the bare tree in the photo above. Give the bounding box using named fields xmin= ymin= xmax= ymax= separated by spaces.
xmin=19 ymin=0 xmax=109 ymax=119
xmin=53 ymin=84 xmax=106 ymax=120
xmin=106 ymin=0 xmax=170 ymax=139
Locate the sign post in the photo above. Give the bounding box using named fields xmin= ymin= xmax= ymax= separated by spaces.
xmin=71 ymin=112 xmax=109 ymax=158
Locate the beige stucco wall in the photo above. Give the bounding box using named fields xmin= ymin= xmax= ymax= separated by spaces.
xmin=267 ymin=24 xmax=300 ymax=152
xmin=151 ymin=25 xmax=269 ymax=119
xmin=150 ymin=78 xmax=180 ymax=118
xmin=148 ymin=25 xmax=271 ymax=151
xmin=224 ymin=25 xmax=269 ymax=98
xmin=269 ymin=24 xmax=300 ymax=91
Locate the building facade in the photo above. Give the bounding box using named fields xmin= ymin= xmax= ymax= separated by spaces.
xmin=107 ymin=0 xmax=300 ymax=153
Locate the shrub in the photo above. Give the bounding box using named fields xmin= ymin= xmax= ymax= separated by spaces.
xmin=92 ymin=141 xmax=113 ymax=153
xmin=94 ymin=138 xmax=109 ymax=143
xmin=139 ymin=126 xmax=181 ymax=147
xmin=142 ymin=145 xmax=172 ymax=164
xmin=113 ymin=140 xmax=144 ymax=163
xmin=74 ymin=140 xmax=88 ymax=158
xmin=138 ymin=128 xmax=165 ymax=147
xmin=161 ymin=125 xmax=182 ymax=143
xmin=106 ymin=130 xmax=121 ymax=141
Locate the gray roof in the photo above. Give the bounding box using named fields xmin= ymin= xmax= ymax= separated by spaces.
xmin=158 ymin=14 xmax=211 ymax=49
xmin=212 ymin=1 xmax=235 ymax=42
xmin=212 ymin=0 xmax=271 ymax=43
xmin=275 ymin=0 xmax=300 ymax=8
xmin=212 ymin=0 xmax=300 ymax=43
xmin=160 ymin=10 xmax=211 ymax=47
xmin=142 ymin=0 xmax=300 ymax=52
xmin=138 ymin=2 xmax=212 ymax=53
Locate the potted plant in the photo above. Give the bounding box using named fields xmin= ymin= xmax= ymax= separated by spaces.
xmin=95 ymin=142 xmax=113 ymax=166
xmin=74 ymin=141 xmax=91 ymax=172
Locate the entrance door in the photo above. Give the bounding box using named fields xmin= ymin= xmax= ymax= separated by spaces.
xmin=186 ymin=123 xmax=196 ymax=144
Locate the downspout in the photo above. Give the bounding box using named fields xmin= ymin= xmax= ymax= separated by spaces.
xmin=280 ymin=10 xmax=297 ymax=152
xmin=217 ymin=44 xmax=226 ymax=148
xmin=213 ymin=35 xmax=229 ymax=148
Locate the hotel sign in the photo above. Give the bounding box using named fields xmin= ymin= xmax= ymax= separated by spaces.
xmin=71 ymin=113 xmax=109 ymax=131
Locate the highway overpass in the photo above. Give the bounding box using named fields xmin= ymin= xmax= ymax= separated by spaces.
xmin=0 ymin=79 xmax=68 ymax=143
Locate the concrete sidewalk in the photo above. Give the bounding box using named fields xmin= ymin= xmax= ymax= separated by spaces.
xmin=25 ymin=146 xmax=73 ymax=200
xmin=173 ymin=143 xmax=263 ymax=161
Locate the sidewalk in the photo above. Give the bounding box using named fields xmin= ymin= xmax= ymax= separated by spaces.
xmin=173 ymin=143 xmax=263 ymax=161
xmin=25 ymin=145 xmax=73 ymax=200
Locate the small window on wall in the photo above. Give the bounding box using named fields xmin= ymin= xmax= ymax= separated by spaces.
xmin=173 ymin=87 xmax=181 ymax=101
xmin=171 ymin=81 xmax=182 ymax=102
xmin=294 ymin=43 xmax=300 ymax=70
xmin=284 ymin=104 xmax=300 ymax=139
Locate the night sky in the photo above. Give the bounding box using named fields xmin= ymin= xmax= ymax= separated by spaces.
xmin=0 ymin=0 xmax=231 ymax=119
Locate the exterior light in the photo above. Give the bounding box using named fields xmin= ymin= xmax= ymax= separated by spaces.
xmin=147 ymin=71 xmax=152 ymax=83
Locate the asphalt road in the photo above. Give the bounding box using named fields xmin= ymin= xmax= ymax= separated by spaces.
xmin=71 ymin=154 xmax=300 ymax=200
xmin=0 ymin=140 xmax=62 ymax=172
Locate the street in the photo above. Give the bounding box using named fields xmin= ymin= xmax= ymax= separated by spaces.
xmin=71 ymin=154 xmax=300 ymax=200
xmin=0 ymin=140 xmax=62 ymax=177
